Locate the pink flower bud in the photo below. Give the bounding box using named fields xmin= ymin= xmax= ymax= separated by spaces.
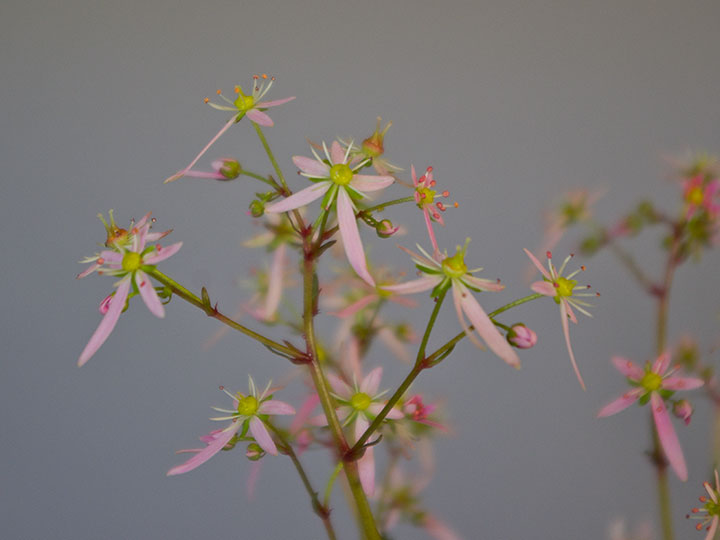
xmin=506 ymin=323 xmax=538 ymax=349
xmin=246 ymin=442 xmax=265 ymax=461
xmin=376 ymin=219 xmax=399 ymax=238
xmin=673 ymin=399 xmax=694 ymax=425
xmin=212 ymin=158 xmax=241 ymax=180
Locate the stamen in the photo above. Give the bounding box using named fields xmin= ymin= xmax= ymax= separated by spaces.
xmin=454 ymin=202 xmax=459 ymax=208
xmin=216 ymin=89 xmax=222 ymax=95
xmin=546 ymin=251 xmax=552 ymax=259
xmin=234 ymin=86 xmax=240 ymax=94
xmin=97 ymin=258 xmax=105 ymax=265
xmin=204 ymin=98 xmax=210 ymax=103
xmin=580 ymin=265 xmax=586 ymax=271
xmin=442 ymin=190 xmax=450 ymax=197
xmin=437 ymin=202 xmax=446 ymax=211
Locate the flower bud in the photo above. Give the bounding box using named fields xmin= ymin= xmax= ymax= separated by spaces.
xmin=673 ymin=399 xmax=694 ymax=426
xmin=246 ymin=442 xmax=266 ymax=461
xmin=249 ymin=200 xmax=265 ymax=218
xmin=213 ymin=158 xmax=241 ymax=180
xmin=506 ymin=323 xmax=538 ymax=349
xmin=376 ymin=219 xmax=399 ymax=238
xmin=361 ymin=117 xmax=392 ymax=158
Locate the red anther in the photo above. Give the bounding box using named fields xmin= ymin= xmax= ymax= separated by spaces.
xmin=203 ymin=97 xmax=210 ymax=104
xmin=261 ymin=73 xmax=268 ymax=79
xmin=570 ymin=253 xmax=575 ymax=257
xmin=595 ymin=292 xmax=601 ymax=297
xmin=436 ymin=202 xmax=446 ymax=211
xmin=234 ymin=86 xmax=240 ymax=93
xmin=442 ymin=190 xmax=450 ymax=197
xmin=546 ymin=251 xmax=552 ymax=259
xmin=553 ymin=282 xmax=560 ymax=288
xmin=98 ymin=271 xmax=104 ymax=275
xmin=656 ymin=405 xmax=663 ymax=412
xmin=271 ymin=76 xmax=276 ymax=81
xmin=156 ymin=244 xmax=162 ymax=251
xmin=420 ymin=192 xmax=427 ymax=199
xmin=697 ymin=524 xmax=704 ymax=531
xmin=97 ymin=258 xmax=105 ymax=265
xmin=427 ymin=166 xmax=433 ymax=172
xmin=151 ymin=217 xmax=157 ymax=223
xmin=430 ymin=180 xmax=436 ymax=187
xmin=253 ymin=75 xmax=259 ymax=79
xmin=219 ymin=385 xmax=225 ymax=390
xmin=432 ymin=212 xmax=440 ymax=219
xmin=580 ymin=265 xmax=586 ymax=271
xmin=140 ymin=281 xmax=146 ymax=288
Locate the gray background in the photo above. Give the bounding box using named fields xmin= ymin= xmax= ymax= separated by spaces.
xmin=2 ymin=0 xmax=720 ymax=538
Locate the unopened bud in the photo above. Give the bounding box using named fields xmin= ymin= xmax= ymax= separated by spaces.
xmin=506 ymin=323 xmax=538 ymax=349
xmin=249 ymin=200 xmax=265 ymax=218
xmin=673 ymin=399 xmax=694 ymax=426
xmin=246 ymin=442 xmax=265 ymax=461
xmin=213 ymin=158 xmax=241 ymax=180
xmin=376 ymin=219 xmax=398 ymax=238
xmin=361 ymin=116 xmax=392 ymax=158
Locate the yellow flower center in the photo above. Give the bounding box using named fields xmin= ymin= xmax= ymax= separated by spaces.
xmin=121 ymin=251 xmax=142 ymax=272
xmin=417 ymin=187 xmax=436 ymax=206
xmin=442 ymin=250 xmax=467 ymax=279
xmin=330 ymin=163 xmax=353 ymax=186
xmin=555 ymin=276 xmax=576 ymax=298
xmin=641 ymin=371 xmax=663 ymax=392
xmin=350 ymin=392 xmax=372 ymax=411
xmin=237 ymin=395 xmax=259 ymax=416
xmin=687 ymin=186 xmax=704 ymax=206
xmin=234 ymin=93 xmax=255 ymax=112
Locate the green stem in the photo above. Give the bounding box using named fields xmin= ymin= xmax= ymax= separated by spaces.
xmin=253 ymin=123 xmax=288 ymax=192
xmin=148 ymin=269 xmax=299 ymax=359
xmin=301 ymin=247 xmax=380 ymax=539
xmin=240 ymin=169 xmax=279 ymax=188
xmin=267 ymin=424 xmax=337 ymax=540
xmin=323 ymin=461 xmax=344 ymax=508
xmin=360 ymin=196 xmax=414 ymax=215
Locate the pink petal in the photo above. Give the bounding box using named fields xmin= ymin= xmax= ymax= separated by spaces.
xmin=651 ymin=392 xmax=687 ymax=481
xmin=349 ymin=174 xmax=394 ymax=193
xmin=290 ymin=395 xmax=320 ymax=434
xmin=250 ymin=416 xmax=277 ymax=456
xmin=179 ymin=170 xmax=226 ymax=180
xmin=611 ymin=356 xmax=644 ymax=380
xmin=167 ymin=423 xmax=239 ymax=475
xmin=560 ymin=301 xmax=586 ymax=390
xmin=462 ymin=275 xmax=505 ymax=292
xmin=377 ymin=327 xmax=412 ymax=364
xmin=135 ymin=270 xmax=165 ymax=318
xmin=523 ymin=248 xmax=552 ymax=280
xmin=531 ymin=280 xmax=556 ymax=297
xmin=255 ymin=96 xmax=296 ymax=108
xmin=261 ymin=243 xmax=286 ymax=320
xmin=330 ymin=294 xmax=376 ymax=318
xmin=411 ymin=165 xmax=419 ymax=187
xmin=164 ymin=117 xmax=236 ymax=183
xmin=597 ymin=388 xmax=642 ymax=417
xmin=355 ymin=417 xmax=375 ymax=496
xmin=423 ymin=515 xmax=462 ymax=540
xmin=326 ymin=373 xmax=353 ymax=400
xmin=454 ymin=283 xmax=521 ymax=369
xmin=330 ymin=141 xmax=345 ymax=165
xmin=368 ymin=402 xmax=404 ymax=419
xmin=258 ymin=400 xmax=296 ymax=415
xmin=706 ymin=517 xmax=719 ymax=540
xmin=292 ymin=156 xmax=330 ymax=178
xmin=133 ymin=224 xmax=149 ymax=253
xmin=337 ymin=188 xmax=375 ymax=286
xmin=360 ymin=367 xmax=383 ymax=396
xmin=99 ymin=250 xmax=123 ymax=263
xmin=652 ymin=352 xmax=672 ymax=375
xmin=143 ymin=241 xmax=183 ymax=265
xmin=246 ymin=460 xmax=262 ymax=500
xmin=381 ymin=275 xmax=443 ymax=295
xmin=76 ymin=262 xmax=100 ymax=279
xmin=246 ymin=108 xmax=274 ymax=127
xmin=662 ymin=376 xmax=704 ymax=391
xmin=265 ymin=181 xmax=331 ymax=214
xmin=78 ymin=277 xmax=131 ymax=366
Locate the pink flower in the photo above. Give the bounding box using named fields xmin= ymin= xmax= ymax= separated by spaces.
xmin=506 ymin=323 xmax=538 ymax=349
xmin=683 ymin=175 xmax=720 ymax=219
xmin=77 ymin=212 xmax=182 ymax=366
xmin=597 ymin=353 xmax=704 ymax=481
xmin=167 ymin=377 xmax=295 ymax=476
xmin=524 ymin=249 xmax=596 ymax=389
xmin=383 ymin=241 xmax=520 ymax=368
xmin=687 ymin=470 xmax=720 ymax=538
xmin=320 ymin=366 xmax=404 ymax=495
xmin=403 ymin=395 xmax=447 ymax=432
xmin=674 ymin=399 xmax=694 ymax=426
xmin=165 ymin=74 xmax=294 ymax=183
xmin=265 ymin=140 xmax=394 ymax=286
xmin=411 ymin=165 xmax=457 ymax=256
xmin=339 ymin=116 xmax=402 ymax=176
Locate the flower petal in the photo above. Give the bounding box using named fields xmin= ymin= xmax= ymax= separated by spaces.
xmin=246 ymin=108 xmax=274 ymax=127
xmin=143 ymin=242 xmax=183 ymax=265
xmin=611 ymin=356 xmax=644 ymax=380
xmin=292 ymin=156 xmax=330 ymax=178
xmin=290 ymin=394 xmax=320 ymax=434
xmin=78 ymin=277 xmax=131 ymax=366
xmin=652 ymin=351 xmax=672 ymax=375
xmin=454 ymin=282 xmax=521 ymax=369
xmin=258 ymin=400 xmax=296 ymax=415
xmin=597 ymin=388 xmax=642 ymax=417
xmin=560 ymin=301 xmax=586 ymax=390
xmin=462 ymin=275 xmax=505 ymax=292
xmin=651 ymin=392 xmax=687 ymax=481
xmin=361 ymin=367 xmax=383 ymax=396
xmin=256 ymin=96 xmax=296 ymax=108
xmin=326 ymin=373 xmax=353 ymax=400
xmin=381 ymin=276 xmax=443 ymax=295
xmin=662 ymin=376 xmax=704 ymax=391
xmin=706 ymin=517 xmax=719 ymax=540
xmin=355 ymin=417 xmax=375 ymax=496
xmin=135 ymin=270 xmax=165 ymax=318
xmin=349 ymin=174 xmax=394 ymax=193
xmin=524 ymin=248 xmax=552 ymax=280
xmin=265 ymin=181 xmax=331 ymax=214
xmin=330 ymin=141 xmax=345 ymax=165
xmin=165 ymin=117 xmax=237 ymax=183
xmin=166 ymin=423 xmax=240 ymax=476
xmin=250 ymin=416 xmax=277 ymax=456
xmin=330 ymin=294 xmax=376 ymax=319
xmin=261 ymin=243 xmax=286 ymax=321
xmin=531 ymin=280 xmax=556 ymax=297
xmin=368 ymin=402 xmax=404 ymax=419
xmin=337 ymin=188 xmax=375 ymax=286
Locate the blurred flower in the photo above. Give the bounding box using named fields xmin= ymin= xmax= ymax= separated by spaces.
xmin=77 ymin=212 xmax=182 ymax=366
xmin=597 ymin=353 xmax=704 ymax=481
xmin=673 ymin=399 xmax=694 ymax=426
xmin=265 ymin=140 xmax=394 ymax=285
xmin=607 ymin=519 xmax=652 ymax=540
xmin=687 ymin=470 xmax=720 ymax=539
xmin=525 ymin=249 xmax=596 ymax=389
xmin=411 ymin=165 xmax=457 ymax=256
xmin=167 ymin=377 xmax=295 ymax=476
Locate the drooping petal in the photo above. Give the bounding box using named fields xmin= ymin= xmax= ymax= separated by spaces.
xmin=611 ymin=356 xmax=644 ymax=381
xmin=330 ymin=141 xmax=345 ymax=165
xmin=167 ymin=423 xmax=240 ymax=476
xmin=662 ymin=376 xmax=704 ymax=391
xmin=349 ymin=174 xmax=394 ymax=193
xmin=381 ymin=275 xmax=443 ymax=295
xmin=360 ymin=367 xmax=383 ymax=396
xmin=261 ymin=243 xmax=286 ymax=321
xmin=76 ymin=262 xmax=101 ymax=279
xmin=652 ymin=351 xmax=672 ymax=375
xmin=523 ymin=248 xmax=552 ymax=280
xmin=326 ymin=373 xmax=354 ymax=400
xmin=377 ymin=326 xmax=412 ymax=364
xmin=258 ymin=400 xmax=296 ymax=415
xmin=290 ymin=394 xmax=320 ymax=434
xmin=246 ymin=108 xmax=274 ymax=127
xmin=330 ymin=294 xmax=377 ymax=319
xmin=355 ymin=417 xmax=375 ymax=496
xmin=165 ymin=116 xmax=237 ymax=183
xmin=462 ymin=274 xmax=505 ymax=292
xmin=560 ymin=300 xmax=586 ymax=390
xmin=337 ymin=188 xmax=375 ymax=286
xmin=651 ymin=392 xmax=687 ymax=481
xmin=531 ymin=280 xmax=556 ymax=297
xmin=597 ymin=388 xmax=642 ymax=417
xmin=250 ymin=416 xmax=277 ymax=456
xmin=265 ymin=181 xmax=331 ymax=214
xmin=78 ymin=277 xmax=131 ymax=366
xmin=292 ymin=156 xmax=330 ymax=178
xmin=454 ymin=282 xmax=521 ymax=369
xmin=135 ymin=270 xmax=165 ymax=318
xmin=423 ymin=515 xmax=463 ymax=540
xmin=256 ymin=96 xmax=296 ymax=108
xmin=143 ymin=241 xmax=183 ymax=265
